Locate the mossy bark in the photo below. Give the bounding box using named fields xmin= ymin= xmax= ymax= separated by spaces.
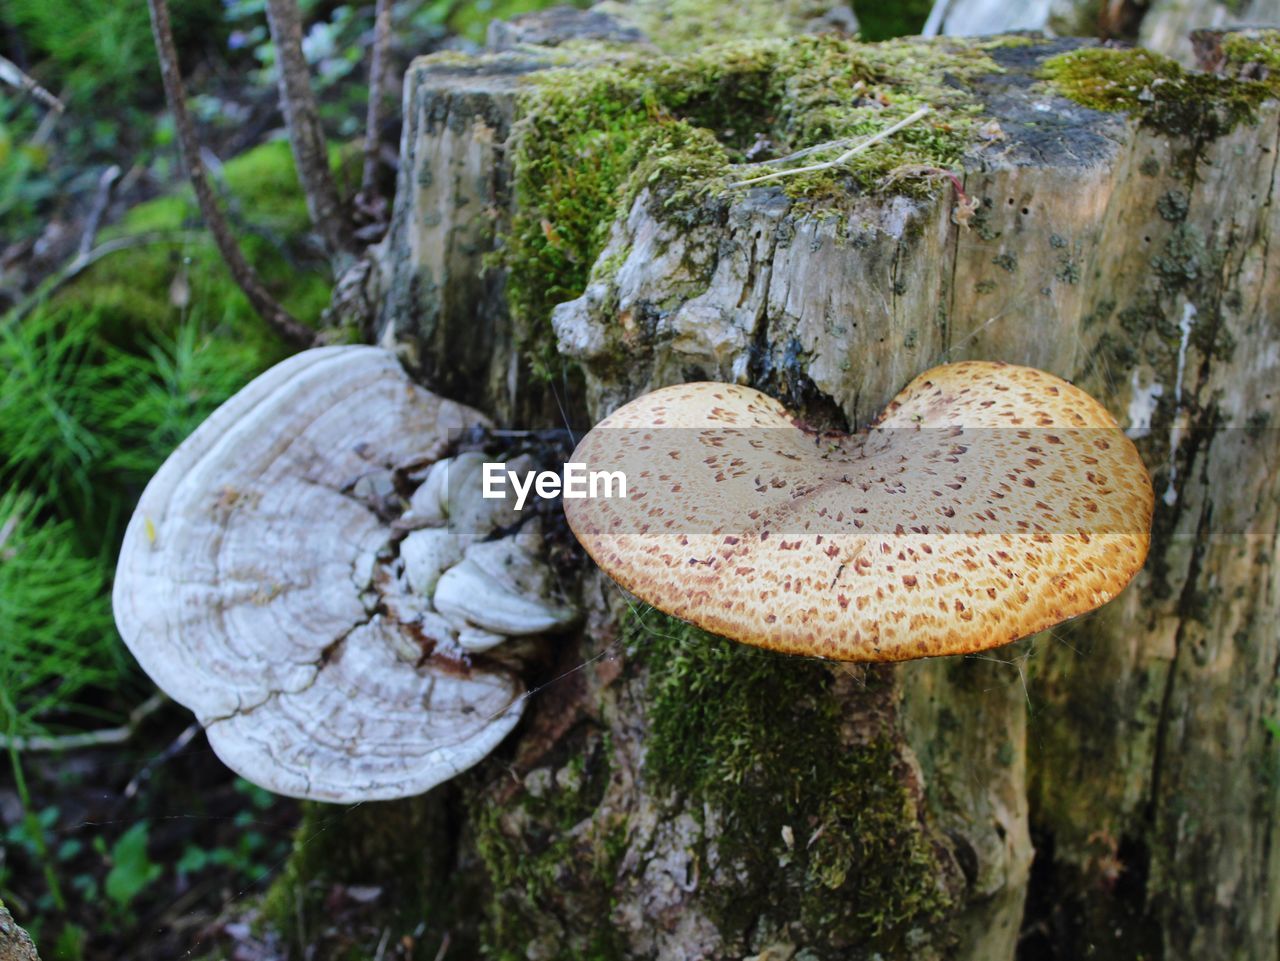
xmin=277 ymin=27 xmax=1280 ymax=961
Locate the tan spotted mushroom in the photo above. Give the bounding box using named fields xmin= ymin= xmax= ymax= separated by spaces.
xmin=564 ymin=361 xmax=1153 ymax=662
xmin=113 ymin=345 xmax=575 ymax=801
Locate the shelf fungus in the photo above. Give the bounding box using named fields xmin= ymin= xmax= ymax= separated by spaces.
xmin=113 ymin=346 xmax=576 ymax=801
xmin=565 ymin=361 xmax=1153 ymax=662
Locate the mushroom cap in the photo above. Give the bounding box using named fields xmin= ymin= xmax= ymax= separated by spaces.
xmin=113 ymin=346 xmax=526 ymax=801
xmin=564 ymin=361 xmax=1153 ymax=662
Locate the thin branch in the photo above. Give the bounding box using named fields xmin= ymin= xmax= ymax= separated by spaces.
xmin=733 ymin=132 xmax=873 ymax=171
xmin=146 ymin=0 xmax=316 ymax=346
xmin=264 ymin=0 xmax=355 ymax=264
xmin=0 ymin=513 xmax=19 ymax=554
xmin=122 ymin=721 xmax=200 ymax=799
xmin=0 ymin=54 xmax=63 ymax=112
xmin=0 ymin=693 xmax=166 ymax=752
xmin=728 ymin=106 xmax=932 ymax=189
xmin=77 ymin=164 xmax=121 ymax=259
xmin=360 ymin=0 xmax=393 ymax=202
xmin=8 ymin=230 xmax=205 ymax=323
xmin=29 ymin=94 xmax=63 ymax=147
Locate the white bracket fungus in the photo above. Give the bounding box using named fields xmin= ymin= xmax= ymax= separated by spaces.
xmin=565 ymin=361 xmax=1153 ymax=662
xmin=113 ymin=346 xmax=577 ymax=801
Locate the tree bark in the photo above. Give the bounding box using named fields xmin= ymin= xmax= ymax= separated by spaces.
xmin=359 ymin=0 xmax=392 ymax=205
xmin=281 ymin=27 xmax=1280 ymax=961
xmin=263 ymin=0 xmax=355 ymax=265
xmin=0 ymin=902 xmax=40 ymax=961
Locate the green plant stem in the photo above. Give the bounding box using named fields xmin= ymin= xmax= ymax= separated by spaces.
xmin=3 ymin=706 xmax=65 ymax=912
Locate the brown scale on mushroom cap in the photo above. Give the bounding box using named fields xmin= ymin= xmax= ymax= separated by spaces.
xmin=564 ymin=361 xmax=1154 ymax=662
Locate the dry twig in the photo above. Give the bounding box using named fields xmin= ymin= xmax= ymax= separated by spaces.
xmin=728 ymin=106 xmax=932 ymax=188
xmin=9 ymin=230 xmax=205 ymax=322
xmin=77 ymin=165 xmax=121 ymax=259
xmin=0 ymin=54 xmax=63 ymax=113
xmin=0 ymin=693 xmax=167 ymax=752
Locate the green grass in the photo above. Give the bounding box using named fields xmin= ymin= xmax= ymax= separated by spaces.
xmin=0 ymin=139 xmax=329 ymax=739
xmin=0 ymin=488 xmax=121 ymax=732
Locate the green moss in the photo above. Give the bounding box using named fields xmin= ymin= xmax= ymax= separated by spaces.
xmin=471 ymin=732 xmax=626 ymax=961
xmin=1220 ymin=30 xmax=1280 ymax=94
xmin=503 ymin=35 xmax=999 ymax=376
xmin=46 ymin=140 xmax=335 ymax=348
xmin=623 ymin=0 xmax=861 ymax=54
xmin=262 ymin=798 xmax=454 ymax=960
xmin=503 ymin=65 xmax=727 ymax=377
xmin=631 ymin=611 xmax=951 ymax=950
xmin=1040 ymin=46 xmax=1275 ymax=138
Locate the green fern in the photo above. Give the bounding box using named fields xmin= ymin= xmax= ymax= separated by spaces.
xmin=0 ymin=311 xmax=103 ymax=512
xmin=0 ymin=139 xmax=325 ymax=735
xmin=96 ymin=319 xmax=264 ymax=483
xmin=0 ymin=489 xmax=121 ymax=735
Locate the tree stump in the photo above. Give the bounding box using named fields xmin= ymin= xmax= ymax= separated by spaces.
xmin=288 ymin=26 xmax=1280 ymax=961
xmin=0 ymin=903 xmax=40 ymax=961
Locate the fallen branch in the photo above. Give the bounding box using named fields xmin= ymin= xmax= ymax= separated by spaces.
xmin=264 ymin=0 xmax=355 ymax=264
xmin=0 ymin=54 xmax=63 ymax=113
xmin=146 ymin=0 xmax=316 ymax=346
xmin=122 ymin=720 xmax=200 ymax=799
xmin=77 ymin=164 xmax=121 ymax=259
xmin=728 ymin=106 xmax=932 ymax=189
xmin=0 ymin=693 xmax=166 ymax=752
xmin=734 ymin=130 xmax=876 ymax=171
xmin=7 ymin=230 xmax=205 ymax=323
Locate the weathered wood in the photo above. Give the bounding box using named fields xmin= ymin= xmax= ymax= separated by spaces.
xmin=340 ymin=28 xmax=1280 ymax=961
xmin=375 ymin=52 xmax=540 ymax=423
xmin=0 ymin=903 xmax=40 ymax=961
